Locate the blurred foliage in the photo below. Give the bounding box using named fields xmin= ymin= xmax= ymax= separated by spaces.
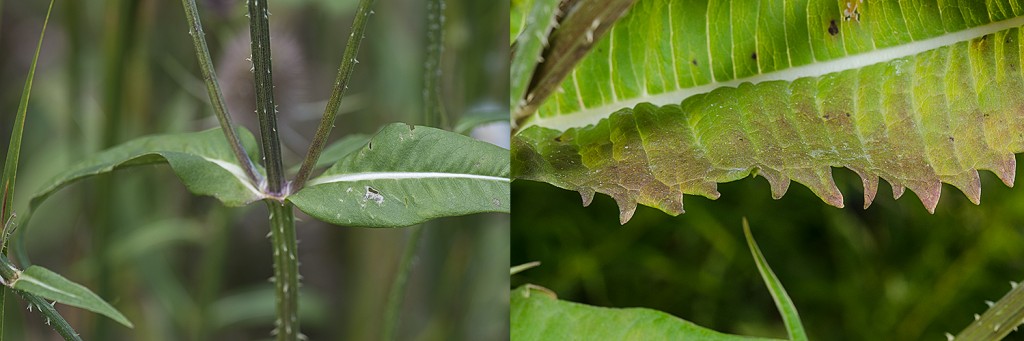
xmin=513 ymin=155 xmax=1024 ymax=340
xmin=0 ymin=0 xmax=508 ymax=339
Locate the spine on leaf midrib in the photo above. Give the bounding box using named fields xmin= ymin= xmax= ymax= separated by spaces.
xmin=512 ymin=28 xmax=1024 ymax=224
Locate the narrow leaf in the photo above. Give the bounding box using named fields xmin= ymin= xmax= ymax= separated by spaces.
xmin=511 ymin=285 xmax=783 ymax=340
xmin=1 ymin=0 xmax=54 ymax=224
xmin=31 ymin=128 xmax=264 ymax=210
xmin=289 ymin=123 xmax=509 ymax=227
xmin=743 ymin=219 xmax=808 ymax=341
xmin=12 ymin=266 xmax=132 ymax=328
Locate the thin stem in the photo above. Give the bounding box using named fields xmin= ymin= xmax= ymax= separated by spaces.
xmin=247 ymin=0 xmax=286 ymax=195
xmin=180 ymin=0 xmax=263 ymax=187
xmin=423 ymin=0 xmax=447 ymax=128
xmin=292 ymin=0 xmax=377 ymax=190
xmin=266 ymin=202 xmax=300 ymax=341
xmin=381 ymin=226 xmax=424 ymax=341
xmin=0 ymin=255 xmax=80 ymax=341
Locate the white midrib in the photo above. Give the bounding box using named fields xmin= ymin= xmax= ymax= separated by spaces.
xmin=203 ymin=157 xmax=264 ymax=198
xmin=526 ymin=15 xmax=1024 ymax=132
xmin=17 ymin=273 xmax=74 ymax=299
xmin=307 ymin=172 xmax=510 ymax=186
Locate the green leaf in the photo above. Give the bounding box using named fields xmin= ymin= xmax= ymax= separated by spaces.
xmin=30 ymin=128 xmax=264 ymax=210
xmin=12 ymin=266 xmax=133 ymax=328
xmin=510 ymin=285 xmax=784 ymax=340
xmin=513 ymin=0 xmax=1024 ymax=223
xmin=743 ymin=219 xmax=807 ymax=341
xmin=288 ymin=123 xmax=509 ymax=227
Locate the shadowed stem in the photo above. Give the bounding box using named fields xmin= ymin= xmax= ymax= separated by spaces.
xmin=267 ymin=202 xmax=300 ymax=341
xmin=180 ymin=0 xmax=263 ymax=187
xmin=247 ymin=0 xmax=285 ymax=195
xmin=382 ymin=226 xmax=424 ymax=341
xmin=292 ymin=0 xmax=376 ymax=190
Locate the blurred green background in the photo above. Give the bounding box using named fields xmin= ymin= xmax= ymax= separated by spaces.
xmin=513 ymin=155 xmax=1024 ymax=340
xmin=0 ymin=0 xmax=508 ymax=340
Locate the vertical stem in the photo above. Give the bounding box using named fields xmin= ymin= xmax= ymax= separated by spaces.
xmin=293 ymin=0 xmax=376 ymax=190
xmin=245 ymin=1 xmax=299 ymax=339
xmin=423 ymin=0 xmax=447 ymax=127
xmin=247 ymin=0 xmax=285 ymax=195
xmin=267 ymin=202 xmax=299 ymax=341
xmin=180 ymin=0 xmax=263 ymax=186
xmin=381 ymin=226 xmax=424 ymax=341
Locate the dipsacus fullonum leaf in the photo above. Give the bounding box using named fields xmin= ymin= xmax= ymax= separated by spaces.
xmin=31 ymin=128 xmax=264 ymax=210
xmin=289 ymin=123 xmax=509 ymax=227
xmin=513 ymin=0 xmax=1024 ymax=223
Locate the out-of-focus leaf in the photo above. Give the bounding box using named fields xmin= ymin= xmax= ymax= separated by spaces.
xmin=30 ymin=128 xmax=264 ymax=210
xmin=288 ymin=123 xmax=509 ymax=227
xmin=510 ymin=285 xmax=783 ymax=340
xmin=744 ymin=219 xmax=807 ymax=341
xmin=297 ymin=134 xmax=370 ymax=172
xmin=454 ymin=102 xmax=509 ymax=134
xmin=12 ymin=266 xmax=133 ymax=328
xmin=210 ymin=286 xmax=327 ymax=330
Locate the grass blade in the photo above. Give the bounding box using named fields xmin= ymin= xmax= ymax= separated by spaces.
xmin=743 ymin=218 xmax=808 ymax=341
xmin=1 ymin=0 xmax=54 ymax=232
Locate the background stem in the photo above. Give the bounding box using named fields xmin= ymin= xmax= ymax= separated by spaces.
xmin=422 ymin=0 xmax=447 ymax=128
xmin=293 ymin=0 xmax=376 ymax=190
xmin=381 ymin=226 xmax=423 ymax=341
xmin=247 ymin=0 xmax=285 ymax=195
xmin=266 ymin=202 xmax=299 ymax=341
